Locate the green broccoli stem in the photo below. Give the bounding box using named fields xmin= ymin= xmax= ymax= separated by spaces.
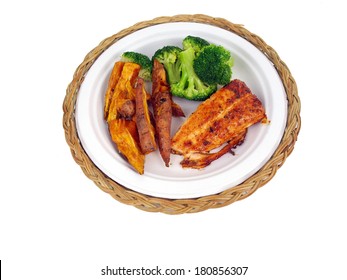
xmin=179 ymin=48 xmax=198 ymax=87
xmin=165 ymin=63 xmax=181 ymax=84
xmin=180 ymin=48 xmax=208 ymax=92
xmin=170 ymin=46 xmax=217 ymax=101
xmin=179 ymin=47 xmax=195 ymax=74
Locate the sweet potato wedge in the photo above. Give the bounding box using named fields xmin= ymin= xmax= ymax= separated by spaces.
xmin=117 ymin=99 xmax=135 ymax=119
xmin=108 ymin=119 xmax=145 ymax=174
xmin=171 ymin=99 xmax=185 ymax=117
xmin=151 ymin=59 xmax=172 ymax=167
xmin=104 ymin=61 xmax=125 ymax=119
xmin=135 ymin=77 xmax=157 ymax=154
xmin=104 ymin=62 xmax=145 ymax=174
xmin=107 ymin=62 xmax=140 ymax=122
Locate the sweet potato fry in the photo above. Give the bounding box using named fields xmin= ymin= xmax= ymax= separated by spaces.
xmin=107 ymin=62 xmax=140 ymax=122
xmin=108 ymin=119 xmax=145 ymax=174
xmin=135 ymin=77 xmax=157 ymax=154
xmin=104 ymin=61 xmax=125 ymax=119
xmin=104 ymin=62 xmax=145 ymax=174
xmin=152 ymin=59 xmax=172 ymax=167
xmin=117 ymin=99 xmax=135 ymax=119
xmin=171 ymin=99 xmax=185 ymax=117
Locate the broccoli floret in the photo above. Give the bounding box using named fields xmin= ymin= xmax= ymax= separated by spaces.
xmin=169 ymin=36 xmax=216 ymax=100
xmin=152 ymin=46 xmax=182 ymax=84
xmin=193 ymin=44 xmax=234 ymax=85
xmin=182 ymin=35 xmax=210 ymax=52
xmin=121 ymin=51 xmax=152 ymax=81
xmin=152 ymin=36 xmax=219 ymax=101
xmin=170 ymin=47 xmax=217 ymax=101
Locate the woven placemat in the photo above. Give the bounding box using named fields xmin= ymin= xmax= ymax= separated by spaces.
xmin=63 ymin=14 xmax=301 ymax=214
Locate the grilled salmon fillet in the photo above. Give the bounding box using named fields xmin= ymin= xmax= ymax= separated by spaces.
xmin=171 ymin=79 xmax=267 ymax=168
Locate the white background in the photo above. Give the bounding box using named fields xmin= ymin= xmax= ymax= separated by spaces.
xmin=1 ymin=0 xmax=346 ymax=279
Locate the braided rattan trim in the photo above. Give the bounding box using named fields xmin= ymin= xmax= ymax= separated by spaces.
xmin=63 ymin=14 xmax=301 ymax=214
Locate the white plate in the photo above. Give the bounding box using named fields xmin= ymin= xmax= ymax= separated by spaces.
xmin=75 ymin=22 xmax=287 ymax=199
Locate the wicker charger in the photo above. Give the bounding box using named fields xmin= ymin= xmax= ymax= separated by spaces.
xmin=63 ymin=14 xmax=301 ymax=214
